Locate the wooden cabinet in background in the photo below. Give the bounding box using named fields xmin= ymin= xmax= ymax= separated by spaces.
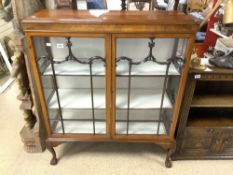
xmin=22 ymin=9 xmax=197 ymax=167
xmin=173 ymin=68 xmax=233 ymax=159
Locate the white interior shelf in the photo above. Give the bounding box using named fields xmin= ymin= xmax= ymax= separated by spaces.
xmin=44 ymin=60 xmax=105 ymax=76
xmin=48 ymin=108 xmax=168 ymax=121
xmin=48 ymin=89 xmax=173 ymax=109
xmin=117 ymin=61 xmax=180 ymax=76
xmin=116 ymin=121 xmax=166 ymax=135
xmin=43 ymin=60 xmax=179 ymax=76
xmin=54 ymin=121 xmax=106 ymax=134
xmin=54 ymin=121 xmax=166 ymax=135
xmin=49 ymin=89 xmax=106 ymax=109
xmin=116 ymin=89 xmax=172 ymax=109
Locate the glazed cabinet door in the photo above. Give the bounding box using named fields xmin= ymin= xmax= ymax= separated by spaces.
xmin=28 ymin=34 xmax=111 ymax=137
xmin=112 ymin=34 xmax=191 ymax=139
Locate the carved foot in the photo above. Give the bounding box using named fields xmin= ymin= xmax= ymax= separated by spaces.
xmin=165 ymin=155 xmax=172 ymax=168
xmin=165 ymin=147 xmax=176 ymax=168
xmin=50 ymin=156 xmax=58 ymax=165
xmin=46 ymin=142 xmax=58 ymax=165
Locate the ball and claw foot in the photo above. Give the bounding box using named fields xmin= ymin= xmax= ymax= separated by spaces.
xmin=165 ymin=147 xmax=175 ymax=168
xmin=50 ymin=157 xmax=58 ymax=165
xmin=165 ymin=157 xmax=172 ymax=168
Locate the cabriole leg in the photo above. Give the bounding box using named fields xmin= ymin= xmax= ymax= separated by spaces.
xmin=46 ymin=142 xmax=58 ymax=165
xmin=165 ymin=147 xmax=176 ymax=168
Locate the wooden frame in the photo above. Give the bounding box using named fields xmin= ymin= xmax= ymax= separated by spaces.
xmin=25 ymin=32 xmax=112 ymax=140
xmin=23 ymin=9 xmax=198 ymax=167
xmin=110 ymin=33 xmax=195 ymax=152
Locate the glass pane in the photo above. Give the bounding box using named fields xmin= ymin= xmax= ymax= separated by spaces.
xmin=33 ymin=36 xmax=106 ymax=134
xmin=115 ymin=38 xmax=188 ymax=135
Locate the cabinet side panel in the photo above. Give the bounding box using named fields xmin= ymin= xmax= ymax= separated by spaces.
xmin=25 ymin=33 xmax=52 ymax=136
xmin=169 ymin=36 xmax=195 ymax=138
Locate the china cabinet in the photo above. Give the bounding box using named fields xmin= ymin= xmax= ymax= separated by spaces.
xmin=23 ymin=9 xmax=197 ymax=167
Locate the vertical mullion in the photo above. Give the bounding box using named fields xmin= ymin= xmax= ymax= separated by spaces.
xmin=49 ymin=58 xmax=65 ymax=134
xmin=126 ymin=61 xmax=132 ymax=135
xmin=89 ymin=62 xmax=96 ymax=135
xmin=156 ymin=63 xmax=171 ymax=135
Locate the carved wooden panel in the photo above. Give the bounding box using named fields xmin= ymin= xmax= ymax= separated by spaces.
xmin=174 ymin=69 xmax=233 ymax=160
xmin=196 ymin=74 xmax=233 ymax=81
xmin=208 ymin=128 xmax=233 ymax=154
xmin=177 ymin=127 xmax=233 ymax=158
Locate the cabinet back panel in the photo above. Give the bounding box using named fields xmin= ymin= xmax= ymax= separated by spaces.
xmin=117 ymin=38 xmax=176 ymax=61
xmin=194 ymin=81 xmax=233 ymax=94
xmin=33 ymin=37 xmax=105 ymax=60
xmin=117 ymin=77 xmax=165 ymax=89
xmin=42 ymin=76 xmax=105 ymax=89
xmin=188 ymin=108 xmax=233 ymax=127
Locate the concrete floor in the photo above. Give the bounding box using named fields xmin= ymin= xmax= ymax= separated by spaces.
xmin=0 ymin=83 xmax=233 ymax=175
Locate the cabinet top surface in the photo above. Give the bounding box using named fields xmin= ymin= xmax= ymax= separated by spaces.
xmin=23 ymin=10 xmax=198 ymax=34
xmin=23 ymin=9 xmax=196 ymax=25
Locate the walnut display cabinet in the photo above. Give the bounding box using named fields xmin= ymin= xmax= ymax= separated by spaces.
xmin=22 ymin=9 xmax=197 ymax=167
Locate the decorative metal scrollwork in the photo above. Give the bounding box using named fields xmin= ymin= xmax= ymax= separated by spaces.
xmin=116 ymin=38 xmax=185 ymax=135
xmin=53 ymin=37 xmax=105 ymax=65
xmin=42 ymin=37 xmax=106 ymax=135
xmin=117 ymin=38 xmax=184 ymax=66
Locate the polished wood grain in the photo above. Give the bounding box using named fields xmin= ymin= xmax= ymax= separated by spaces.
xmin=111 ymin=34 xmax=117 ymax=139
xmin=111 ymin=34 xmax=195 ymax=143
xmin=25 ymin=34 xmax=53 ymax=137
xmin=169 ymin=36 xmax=195 ymax=139
xmin=22 ymin=10 xmax=198 ymax=34
xmin=23 ymin=9 xmax=197 ymax=25
xmin=23 ymin=9 xmax=197 ymax=167
xmin=25 ymin=33 xmax=111 ymax=139
xmin=105 ymin=34 xmax=112 ymax=139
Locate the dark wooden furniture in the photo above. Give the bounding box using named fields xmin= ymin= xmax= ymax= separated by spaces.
xmin=59 ymin=0 xmax=77 ymax=9
xmin=127 ymin=0 xmax=154 ymax=10
xmin=22 ymin=9 xmax=197 ymax=167
xmin=122 ymin=0 xmax=180 ymax=11
xmin=173 ymin=67 xmax=233 ymax=160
